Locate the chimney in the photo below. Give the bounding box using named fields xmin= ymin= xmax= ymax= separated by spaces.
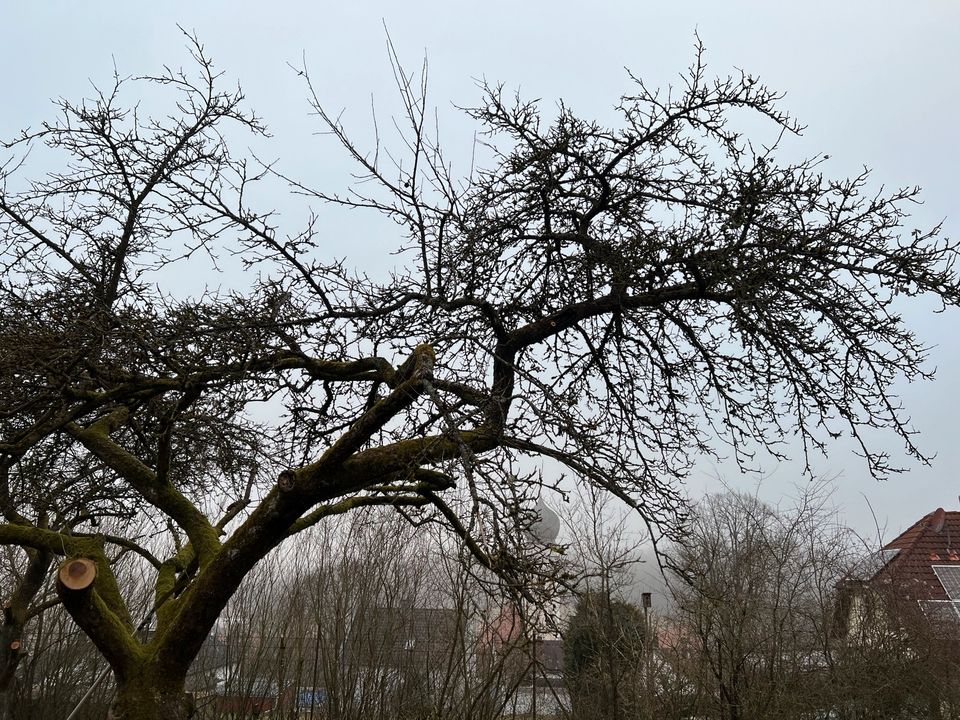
xmin=932 ymin=507 xmax=947 ymax=533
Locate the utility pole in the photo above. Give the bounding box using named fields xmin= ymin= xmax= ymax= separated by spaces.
xmin=277 ymin=634 xmax=286 ymax=718
xmin=309 ymin=621 xmax=322 ymax=720
xmin=641 ymin=593 xmax=652 ymax=720
xmin=531 ymin=628 xmax=537 ymax=720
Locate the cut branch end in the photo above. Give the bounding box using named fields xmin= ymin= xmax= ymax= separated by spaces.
xmin=58 ymin=557 xmax=97 ymax=591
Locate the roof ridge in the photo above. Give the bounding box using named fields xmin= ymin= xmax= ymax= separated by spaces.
xmin=883 ymin=508 xmax=960 ymax=550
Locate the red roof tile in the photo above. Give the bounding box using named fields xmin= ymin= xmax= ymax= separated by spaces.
xmin=878 ymin=508 xmax=960 ymax=601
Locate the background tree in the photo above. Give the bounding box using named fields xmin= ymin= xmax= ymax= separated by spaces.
xmin=665 ymin=486 xmax=960 ymax=720
xmin=0 ymin=438 xmax=144 ymax=718
xmin=1 ymin=547 xmax=52 ymax=718
xmin=562 ymin=488 xmax=647 ymax=720
xmin=565 ymin=593 xmax=646 ymax=720
xmin=667 ymin=488 xmax=851 ymax=720
xmin=189 ymin=508 xmax=537 ymax=720
xmin=0 ymin=36 xmax=958 ymax=719
xmin=830 ymin=551 xmax=960 ymax=719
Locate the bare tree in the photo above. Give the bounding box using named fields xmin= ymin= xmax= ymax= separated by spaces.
xmin=561 ymin=488 xmax=646 ymax=720
xmin=0 ymin=547 xmax=53 ymax=718
xmin=0 ymin=34 xmax=958 ymax=719
xmin=831 ymin=545 xmax=960 ymax=719
xmin=188 ymin=507 xmax=535 ymax=720
xmin=13 ymin=601 xmax=112 ymax=720
xmin=0 ymin=439 xmax=143 ymax=718
xmin=666 ymin=486 xmax=855 ymax=720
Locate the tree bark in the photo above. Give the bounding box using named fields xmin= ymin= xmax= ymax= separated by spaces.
xmin=0 ymin=679 xmax=17 ymax=720
xmin=108 ymin=673 xmax=194 ymax=720
xmin=0 ymin=549 xmax=52 ymax=718
xmin=0 ymin=622 xmax=23 ymax=718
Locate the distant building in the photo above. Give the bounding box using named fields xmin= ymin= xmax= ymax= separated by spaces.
xmin=199 ymin=607 xmax=463 ymax=717
xmin=475 ymin=601 xmax=571 ymax=719
xmin=837 ymin=507 xmax=960 ymax=635
xmin=347 ymin=606 xmax=463 ymax=671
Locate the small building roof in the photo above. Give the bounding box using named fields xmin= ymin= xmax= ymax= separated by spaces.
xmin=876 ymin=508 xmax=960 ymax=601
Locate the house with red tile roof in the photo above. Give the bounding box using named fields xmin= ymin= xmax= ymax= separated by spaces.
xmin=832 ymin=508 xmax=960 ymax=716
xmin=838 ymin=507 xmax=960 ymax=636
xmin=876 ymin=507 xmax=960 ymax=616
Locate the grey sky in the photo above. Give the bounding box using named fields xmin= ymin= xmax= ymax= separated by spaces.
xmin=3 ymin=1 xmax=958 ymax=540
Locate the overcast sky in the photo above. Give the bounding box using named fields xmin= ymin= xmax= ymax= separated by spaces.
xmin=3 ymin=1 xmax=958 ymax=541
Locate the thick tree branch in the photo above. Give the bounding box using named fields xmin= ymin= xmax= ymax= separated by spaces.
xmin=65 ymin=410 xmax=220 ymax=565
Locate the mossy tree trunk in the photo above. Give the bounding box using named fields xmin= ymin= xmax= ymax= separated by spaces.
xmin=107 ymin=672 xmax=194 ymax=720
xmin=54 ymin=554 xmax=198 ymax=720
xmin=0 ymin=549 xmax=52 ymax=720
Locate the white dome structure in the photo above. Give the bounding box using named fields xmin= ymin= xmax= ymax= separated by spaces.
xmin=531 ymin=500 xmax=561 ymax=544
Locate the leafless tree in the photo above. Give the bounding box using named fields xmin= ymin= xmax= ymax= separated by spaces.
xmin=0 ymin=440 xmax=144 ymax=718
xmin=186 ymin=507 xmax=537 ymax=720
xmin=666 ymin=485 xmax=857 ymax=720
xmin=0 ymin=546 xmax=53 ymax=718
xmin=13 ymin=601 xmax=113 ymax=720
xmin=561 ymin=488 xmax=646 ymax=720
xmin=667 ymin=486 xmax=960 ymax=720
xmin=830 ymin=549 xmax=960 ymax=719
xmin=0 ymin=33 xmax=958 ymax=719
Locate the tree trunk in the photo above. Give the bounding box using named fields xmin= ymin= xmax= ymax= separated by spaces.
xmin=0 ymin=548 xmax=51 ymax=719
xmin=108 ymin=674 xmax=194 ymax=720
xmin=0 ymin=620 xmax=24 ymax=720
xmin=0 ymin=681 xmax=17 ymax=720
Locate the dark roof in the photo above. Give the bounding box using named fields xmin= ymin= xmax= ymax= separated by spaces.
xmin=347 ymin=607 xmax=462 ymax=669
xmin=876 ymin=508 xmax=960 ymax=601
xmin=537 ymin=639 xmax=564 ymax=673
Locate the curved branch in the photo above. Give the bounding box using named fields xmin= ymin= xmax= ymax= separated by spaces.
xmin=65 ymin=410 xmax=220 ymax=565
